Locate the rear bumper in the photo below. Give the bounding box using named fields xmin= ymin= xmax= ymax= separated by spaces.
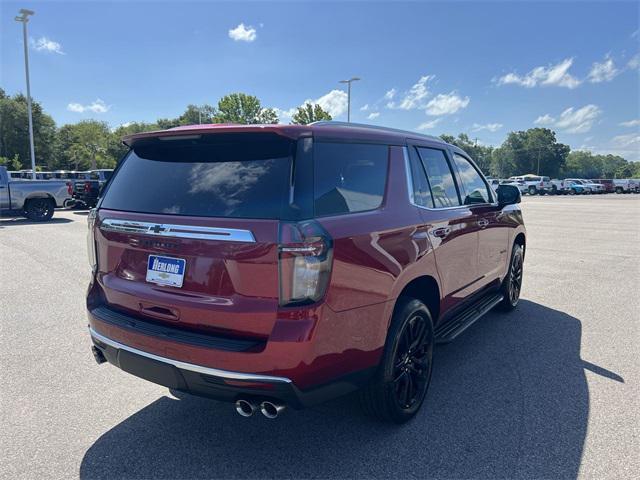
xmin=90 ymin=326 xmax=373 ymax=409
xmin=87 ymin=291 xmax=383 ymax=408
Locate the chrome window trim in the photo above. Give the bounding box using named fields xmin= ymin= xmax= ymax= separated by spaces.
xmin=90 ymin=328 xmax=292 ymax=384
xmin=403 ymin=146 xmax=492 ymax=212
xmin=100 ymin=218 xmax=256 ymax=243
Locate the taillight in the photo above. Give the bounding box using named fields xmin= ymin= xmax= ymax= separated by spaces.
xmin=278 ymin=220 xmax=333 ymax=307
xmin=539 ymin=181 xmax=544 ymax=186
xmin=67 ymin=181 xmax=73 ymax=195
xmin=87 ymin=208 xmax=97 ymax=272
xmin=84 ymin=182 xmax=91 ymax=192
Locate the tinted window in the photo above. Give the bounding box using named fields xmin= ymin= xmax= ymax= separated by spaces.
xmin=408 ymin=148 xmax=433 ymax=208
xmin=101 ymin=135 xmax=293 ymax=219
xmin=452 ymin=153 xmax=491 ymax=204
xmin=314 ymin=142 xmax=388 ymax=216
xmin=417 ymin=147 xmax=461 ymax=208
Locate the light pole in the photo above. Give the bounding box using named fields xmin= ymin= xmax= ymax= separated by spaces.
xmin=339 ymin=77 xmax=360 ymax=122
xmin=15 ymin=9 xmax=37 ymax=180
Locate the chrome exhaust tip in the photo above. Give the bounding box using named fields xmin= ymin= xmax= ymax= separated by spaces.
xmin=260 ymin=401 xmax=285 ymax=419
xmin=235 ymin=399 xmax=255 ymax=417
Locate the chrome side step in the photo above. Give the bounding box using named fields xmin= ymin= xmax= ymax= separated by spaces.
xmin=435 ymin=293 xmax=503 ymax=344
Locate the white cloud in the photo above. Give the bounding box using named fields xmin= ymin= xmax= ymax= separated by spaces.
xmin=416 ymin=118 xmax=441 ymax=131
xmin=314 ymin=89 xmax=348 ymax=117
xmin=627 ymin=54 xmax=640 ymax=71
xmin=360 ymin=104 xmax=369 ymax=111
xmin=273 ymin=107 xmax=297 ymax=121
xmin=620 ymin=119 xmax=640 ymax=127
xmin=67 ymin=99 xmax=110 ymax=114
xmin=398 ymin=75 xmax=433 ymax=110
xmin=534 ymin=104 xmax=601 ymax=133
xmin=228 ymin=23 xmax=257 ymax=42
xmin=611 ymin=133 xmax=640 ymax=149
xmin=588 ymin=56 xmax=619 ymax=83
xmin=29 ymin=36 xmax=65 ymax=55
xmin=471 ymin=122 xmax=503 ymax=132
xmin=496 ymin=58 xmax=581 ymax=89
xmin=425 ymin=92 xmax=470 ymax=116
xmin=277 ymin=89 xmax=348 ymax=121
xmin=367 ymin=112 xmax=380 ymax=120
xmin=384 ymin=89 xmax=396 ymax=100
xmin=534 ymin=114 xmax=555 ymax=125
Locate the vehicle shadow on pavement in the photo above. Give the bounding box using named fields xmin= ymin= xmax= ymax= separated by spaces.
xmin=80 ymin=300 xmax=623 ymax=479
xmin=0 ymin=217 xmax=73 ymax=227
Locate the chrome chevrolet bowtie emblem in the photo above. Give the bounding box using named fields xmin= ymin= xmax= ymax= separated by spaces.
xmin=150 ymin=224 xmax=165 ymax=234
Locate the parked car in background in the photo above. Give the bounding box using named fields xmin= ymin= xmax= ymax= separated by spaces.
xmin=564 ymin=180 xmax=586 ymax=195
xmin=591 ymin=179 xmax=615 ymax=193
xmin=616 ymin=179 xmax=639 ymax=193
xmin=549 ymin=179 xmax=565 ymax=195
xmin=509 ymin=175 xmax=551 ymax=195
xmin=0 ymin=166 xmax=71 ymax=221
xmin=86 ymin=122 xmax=526 ymax=423
xmin=72 ymin=169 xmax=114 ymax=208
xmin=564 ymin=179 xmax=601 ymax=194
xmin=500 ymin=179 xmax=528 ymax=195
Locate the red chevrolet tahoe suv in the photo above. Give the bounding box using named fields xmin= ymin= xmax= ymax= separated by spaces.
xmin=87 ymin=122 xmax=525 ymax=423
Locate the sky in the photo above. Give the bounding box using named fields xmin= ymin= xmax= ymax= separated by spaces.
xmin=1 ymin=0 xmax=639 ymax=160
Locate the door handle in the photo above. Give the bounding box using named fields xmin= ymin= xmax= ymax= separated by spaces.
xmin=432 ymin=227 xmax=451 ymax=238
xmin=411 ymin=231 xmax=429 ymax=240
xmin=477 ymin=219 xmax=489 ymax=228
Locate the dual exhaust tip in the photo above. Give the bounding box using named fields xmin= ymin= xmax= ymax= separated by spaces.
xmin=235 ymin=399 xmax=285 ymax=419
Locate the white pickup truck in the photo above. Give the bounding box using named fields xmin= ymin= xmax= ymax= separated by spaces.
xmin=0 ymin=166 xmax=71 ymax=221
xmin=613 ymin=179 xmax=639 ymax=193
xmin=509 ymin=175 xmax=552 ymax=195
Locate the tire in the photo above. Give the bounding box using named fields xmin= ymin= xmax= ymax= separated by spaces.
xmin=25 ymin=198 xmax=55 ymax=222
xmin=498 ymin=243 xmax=524 ymax=311
xmin=359 ymin=297 xmax=435 ymax=424
xmin=615 ymin=187 xmax=623 ymax=194
xmin=568 ymin=188 xmax=576 ymax=195
xmin=551 ymin=186 xmax=558 ymax=195
xmin=528 ymin=186 xmax=537 ymax=196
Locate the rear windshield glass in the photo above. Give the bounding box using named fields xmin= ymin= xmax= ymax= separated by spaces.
xmin=101 ymin=134 xmax=293 ymax=219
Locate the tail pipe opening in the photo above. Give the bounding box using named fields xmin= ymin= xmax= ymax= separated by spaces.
xmin=260 ymin=401 xmax=286 ymax=419
xmin=235 ymin=399 xmax=256 ymax=417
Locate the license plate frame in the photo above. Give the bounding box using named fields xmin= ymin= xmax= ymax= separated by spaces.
xmin=146 ymin=255 xmax=186 ymax=288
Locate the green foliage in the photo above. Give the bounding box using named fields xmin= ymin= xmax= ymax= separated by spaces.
xmin=216 ymin=93 xmax=279 ymax=124
xmin=0 ymin=91 xmax=57 ymax=169
xmin=488 ymin=128 xmax=570 ymax=178
xmin=615 ymin=161 xmax=640 ymax=178
xmin=291 ymin=103 xmax=332 ymax=125
xmin=54 ymin=120 xmax=114 ymax=170
xmin=440 ymin=133 xmax=493 ymax=174
xmin=0 ymin=154 xmax=21 ymax=170
xmin=562 ymin=150 xmax=629 ymax=178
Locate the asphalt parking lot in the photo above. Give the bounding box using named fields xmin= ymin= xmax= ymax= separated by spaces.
xmin=1 ymin=195 xmax=639 ymax=479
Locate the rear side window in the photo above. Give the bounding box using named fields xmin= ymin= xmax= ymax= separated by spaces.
xmin=101 ymin=134 xmax=294 ymax=219
xmin=313 ymin=142 xmax=388 ymax=217
xmin=407 ymin=148 xmax=434 ymax=208
xmin=417 ymin=147 xmax=461 ymax=208
xmin=452 ymin=153 xmax=492 ymax=204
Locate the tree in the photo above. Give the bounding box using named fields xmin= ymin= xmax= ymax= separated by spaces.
xmin=291 ymin=103 xmax=332 ymax=125
xmin=440 ymin=133 xmax=493 ymax=174
xmin=0 ymin=154 xmax=21 ymax=170
xmin=216 ymin=93 xmax=279 ymax=124
xmin=0 ymin=91 xmax=57 ymax=169
xmin=54 ymin=121 xmax=114 ymax=170
xmin=615 ymin=161 xmax=640 ymax=178
xmin=490 ymin=128 xmax=569 ymax=178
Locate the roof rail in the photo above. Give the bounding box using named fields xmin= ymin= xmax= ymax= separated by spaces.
xmin=309 ymin=120 xmax=442 ymax=142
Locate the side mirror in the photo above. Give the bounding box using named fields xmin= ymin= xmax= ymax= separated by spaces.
xmin=496 ymin=184 xmax=521 ymax=206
